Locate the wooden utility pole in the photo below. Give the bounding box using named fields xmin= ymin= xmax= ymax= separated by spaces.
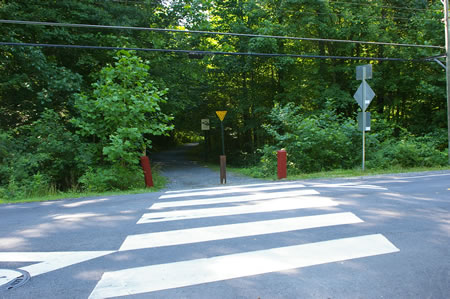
xmin=443 ymin=0 xmax=450 ymax=164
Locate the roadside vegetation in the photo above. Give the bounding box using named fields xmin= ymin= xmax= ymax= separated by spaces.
xmin=0 ymin=1 xmax=448 ymax=203
xmin=228 ymin=165 xmax=450 ymax=181
xmin=237 ymin=103 xmax=448 ymax=178
xmin=0 ymin=171 xmax=167 ymax=205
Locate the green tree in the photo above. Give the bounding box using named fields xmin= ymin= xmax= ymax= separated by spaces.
xmin=71 ymin=50 xmax=173 ymax=166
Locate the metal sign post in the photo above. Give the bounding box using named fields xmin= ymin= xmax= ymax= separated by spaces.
xmin=442 ymin=0 xmax=450 ymax=165
xmin=216 ymin=111 xmax=227 ymax=184
xmin=354 ymin=64 xmax=375 ymax=171
xmin=362 ymin=67 xmax=366 ymax=171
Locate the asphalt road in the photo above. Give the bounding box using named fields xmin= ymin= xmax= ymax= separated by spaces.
xmin=0 ymin=168 xmax=449 ymax=298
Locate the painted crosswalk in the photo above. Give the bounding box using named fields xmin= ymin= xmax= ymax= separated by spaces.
xmin=139 ymin=196 xmax=338 ymax=223
xmin=90 ymin=182 xmax=400 ymax=298
xmin=91 ymin=234 xmax=397 ymax=299
xmin=159 ymin=181 xmax=307 ymax=199
xmin=151 ymin=189 xmax=319 ymax=209
xmin=120 ymin=212 xmax=363 ymax=251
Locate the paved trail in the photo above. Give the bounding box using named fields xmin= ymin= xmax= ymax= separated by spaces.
xmin=152 ymin=143 xmax=265 ymax=191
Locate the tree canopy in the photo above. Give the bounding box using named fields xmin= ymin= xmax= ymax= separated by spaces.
xmin=0 ymin=0 xmax=447 ymax=198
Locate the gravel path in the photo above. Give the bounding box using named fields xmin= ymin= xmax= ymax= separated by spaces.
xmin=151 ymin=143 xmax=266 ymax=191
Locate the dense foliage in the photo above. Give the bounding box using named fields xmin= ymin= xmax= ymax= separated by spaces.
xmin=0 ymin=0 xmax=448 ymax=199
xmin=257 ymin=103 xmax=447 ymax=176
xmin=72 ymin=50 xmax=173 ymax=166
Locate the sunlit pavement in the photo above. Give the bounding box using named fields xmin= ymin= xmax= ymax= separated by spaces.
xmin=0 ymin=171 xmax=449 ymax=298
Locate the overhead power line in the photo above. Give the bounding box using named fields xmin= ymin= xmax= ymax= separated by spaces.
xmin=0 ymin=41 xmax=435 ymax=62
xmin=327 ymin=0 xmax=441 ymax=12
xmin=0 ymin=19 xmax=444 ymax=49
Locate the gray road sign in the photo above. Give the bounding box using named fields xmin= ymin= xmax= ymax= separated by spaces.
xmin=353 ymin=81 xmax=375 ymax=111
xmin=356 ymin=64 xmax=372 ymax=80
xmin=358 ymin=112 xmax=371 ymax=131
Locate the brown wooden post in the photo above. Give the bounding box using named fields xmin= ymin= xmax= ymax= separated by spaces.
xmin=140 ymin=156 xmax=154 ymax=187
xmin=220 ymin=155 xmax=227 ymax=184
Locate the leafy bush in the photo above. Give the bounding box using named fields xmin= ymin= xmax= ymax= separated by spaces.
xmin=367 ymin=137 xmax=447 ymax=169
xmin=78 ymin=165 xmax=144 ymax=192
xmin=0 ymin=109 xmax=93 ymax=199
xmin=261 ymin=103 xmax=361 ymax=173
xmin=255 ymin=103 xmax=447 ymax=176
xmin=72 ymin=50 xmax=173 ymax=166
xmin=0 ymin=178 xmax=25 ymax=200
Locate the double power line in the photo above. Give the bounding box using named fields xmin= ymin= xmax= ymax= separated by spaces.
xmin=1 ymin=3 xmax=449 ymax=163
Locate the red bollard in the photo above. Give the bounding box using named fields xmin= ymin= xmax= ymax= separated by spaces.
xmin=277 ymin=150 xmax=287 ymax=179
xmin=140 ymin=156 xmax=154 ymax=187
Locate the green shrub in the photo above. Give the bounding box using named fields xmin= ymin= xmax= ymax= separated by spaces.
xmin=255 ymin=103 xmax=448 ymax=176
xmin=79 ymin=165 xmax=145 ymax=192
xmin=261 ymin=103 xmax=361 ymax=173
xmin=71 ymin=50 xmax=173 ymax=166
xmin=0 ymin=178 xmax=25 ymax=200
xmin=0 ymin=109 xmax=94 ymax=199
xmin=257 ymin=145 xmax=279 ymax=177
xmin=367 ymin=138 xmax=447 ymax=169
xmin=29 ymin=173 xmax=52 ymax=197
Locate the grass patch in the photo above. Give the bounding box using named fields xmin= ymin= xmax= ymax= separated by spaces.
xmin=223 ymin=164 xmax=450 ymax=181
xmin=0 ymin=169 xmax=167 ymax=205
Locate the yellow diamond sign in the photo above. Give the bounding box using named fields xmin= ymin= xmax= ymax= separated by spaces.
xmin=216 ymin=110 xmax=227 ymax=121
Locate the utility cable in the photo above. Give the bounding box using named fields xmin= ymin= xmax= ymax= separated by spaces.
xmin=0 ymin=19 xmax=444 ymax=49
xmin=0 ymin=41 xmax=435 ymax=62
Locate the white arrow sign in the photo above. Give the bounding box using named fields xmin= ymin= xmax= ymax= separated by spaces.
xmin=353 ymin=81 xmax=375 ymax=111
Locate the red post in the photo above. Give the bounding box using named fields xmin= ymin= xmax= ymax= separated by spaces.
xmin=277 ymin=150 xmax=287 ymax=179
xmin=140 ymin=156 xmax=154 ymax=187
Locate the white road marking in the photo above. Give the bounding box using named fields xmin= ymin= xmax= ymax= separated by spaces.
xmin=138 ymin=196 xmax=339 ymax=224
xmin=52 ymin=213 xmax=102 ymax=220
xmin=120 ymin=212 xmax=363 ymax=251
xmin=309 ymin=182 xmax=387 ymax=190
xmin=0 ymin=269 xmax=24 ymax=286
xmin=62 ymin=198 xmax=110 ymax=208
xmin=0 ymin=251 xmax=113 ymax=277
xmin=165 ymin=181 xmax=305 ymax=194
xmin=160 ymin=183 xmax=307 ymax=199
xmin=90 ymin=234 xmax=399 ymax=298
xmin=381 ymin=172 xmax=450 ymax=180
xmin=152 ymin=189 xmax=319 ymax=209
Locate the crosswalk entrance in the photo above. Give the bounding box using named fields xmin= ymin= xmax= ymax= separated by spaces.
xmin=90 ymin=181 xmax=399 ymax=298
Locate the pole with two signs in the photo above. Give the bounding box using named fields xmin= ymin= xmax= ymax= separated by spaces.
xmin=353 ymin=64 xmax=375 ymax=171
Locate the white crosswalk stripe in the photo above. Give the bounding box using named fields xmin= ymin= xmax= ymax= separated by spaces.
xmin=159 ymin=182 xmax=307 ymax=199
xmin=120 ymin=212 xmax=363 ymax=251
xmin=90 ymin=182 xmax=399 ymax=298
xmin=91 ymin=235 xmax=398 ymax=299
xmin=151 ymin=189 xmax=319 ymax=209
xmin=164 ymin=181 xmax=306 ymax=194
xmin=139 ymin=196 xmax=338 ymax=223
